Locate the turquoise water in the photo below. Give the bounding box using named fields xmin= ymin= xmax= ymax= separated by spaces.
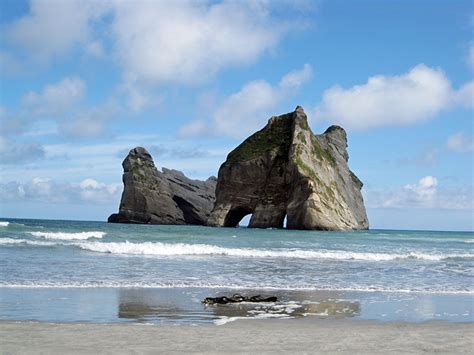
xmin=0 ymin=218 xmax=472 ymax=324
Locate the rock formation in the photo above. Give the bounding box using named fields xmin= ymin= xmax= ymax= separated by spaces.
xmin=207 ymin=106 xmax=369 ymax=230
xmin=108 ymin=147 xmax=216 ymax=225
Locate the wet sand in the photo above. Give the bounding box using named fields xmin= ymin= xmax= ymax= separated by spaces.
xmin=1 ymin=319 xmax=472 ymax=354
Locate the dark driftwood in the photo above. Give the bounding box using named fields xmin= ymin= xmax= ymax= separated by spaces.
xmin=202 ymin=294 xmax=277 ymax=305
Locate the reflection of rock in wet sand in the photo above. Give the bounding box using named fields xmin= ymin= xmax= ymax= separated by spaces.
xmin=119 ymin=302 xmax=156 ymax=319
xmin=208 ymin=298 xmax=360 ymax=320
xmin=116 ymin=289 xmax=361 ymax=324
xmin=117 ymin=289 xmax=188 ymax=322
xmin=118 ymin=302 xmax=187 ymax=321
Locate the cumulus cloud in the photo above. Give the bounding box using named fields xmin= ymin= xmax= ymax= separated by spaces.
xmin=22 ymin=76 xmax=86 ymax=115
xmin=179 ymin=64 xmax=313 ymax=138
xmin=177 ymin=120 xmax=210 ymax=138
xmin=6 ymin=1 xmax=302 ymax=85
xmin=111 ymin=1 xmax=284 ymax=85
xmin=59 ymin=99 xmax=120 ymax=138
xmin=454 ymin=80 xmax=474 ymax=109
xmin=18 ymin=76 xmax=119 ymax=139
xmin=446 ymin=132 xmax=474 ymax=153
xmin=314 ymin=64 xmax=472 ymax=130
xmin=365 ymin=176 xmax=473 ymax=210
xmin=7 ymin=0 xmax=108 ymax=62
xmin=0 ymin=177 xmax=121 ymax=204
xmin=4 ymin=1 xmax=310 ymax=121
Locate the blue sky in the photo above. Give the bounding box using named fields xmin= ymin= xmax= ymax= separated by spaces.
xmin=0 ymin=0 xmax=472 ymax=231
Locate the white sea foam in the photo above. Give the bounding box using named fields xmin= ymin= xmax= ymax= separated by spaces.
xmin=75 ymin=240 xmax=473 ymax=261
xmin=0 ymin=221 xmax=10 ymax=227
xmin=0 ymin=280 xmax=472 ymax=294
xmin=2 ymin=237 xmax=472 ymax=262
xmin=0 ymin=238 xmax=57 ymax=246
xmin=29 ymin=231 xmax=106 ymax=240
xmin=215 ymin=313 xmax=291 ymax=325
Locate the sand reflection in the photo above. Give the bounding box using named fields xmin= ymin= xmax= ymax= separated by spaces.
xmin=117 ymin=289 xmax=361 ymax=323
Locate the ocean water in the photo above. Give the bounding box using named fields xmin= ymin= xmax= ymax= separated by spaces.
xmin=0 ymin=218 xmax=473 ymax=324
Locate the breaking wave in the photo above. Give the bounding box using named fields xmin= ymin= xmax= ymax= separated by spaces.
xmin=29 ymin=231 xmax=106 ymax=240
xmin=0 ymin=221 xmax=10 ymax=227
xmin=76 ymin=240 xmax=473 ymax=261
xmin=0 ymin=238 xmax=57 ymax=246
xmin=1 ymin=238 xmax=472 ymax=262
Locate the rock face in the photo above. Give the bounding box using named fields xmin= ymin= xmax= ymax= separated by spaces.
xmin=207 ymin=106 xmax=369 ymax=230
xmin=108 ymin=147 xmax=217 ymax=225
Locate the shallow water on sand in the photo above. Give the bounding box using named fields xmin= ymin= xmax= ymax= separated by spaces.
xmin=0 ymin=287 xmax=472 ymax=325
xmin=0 ymin=219 xmax=472 ymax=324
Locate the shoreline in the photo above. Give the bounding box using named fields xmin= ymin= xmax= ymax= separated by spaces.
xmin=1 ymin=287 xmax=472 ymax=325
xmin=1 ymin=319 xmax=473 ymax=354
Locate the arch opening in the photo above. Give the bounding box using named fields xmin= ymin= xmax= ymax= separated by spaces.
xmin=224 ymin=207 xmax=253 ymax=227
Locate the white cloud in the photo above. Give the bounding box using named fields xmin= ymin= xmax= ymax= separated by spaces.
xmin=404 ymin=176 xmax=438 ymax=202
xmin=365 ymin=176 xmax=473 ymax=210
xmin=85 ymin=40 xmax=105 ymax=58
xmin=111 ymin=1 xmax=284 ymax=85
xmin=0 ymin=177 xmax=121 ymax=204
xmin=177 ymin=120 xmax=209 ymax=138
xmin=5 ymin=1 xmax=309 ymax=119
xmin=19 ymin=77 xmax=119 ymax=138
xmin=314 ymin=64 xmax=471 ymax=130
xmin=7 ymin=1 xmax=302 ymax=85
xmin=78 ymin=178 xmax=122 ymax=203
xmin=7 ymin=0 xmax=108 ymax=62
xmin=179 ymin=64 xmax=313 ymax=138
xmin=446 ymin=132 xmax=474 ymax=153
xmin=22 ymin=76 xmax=86 ymax=115
xmin=58 ymin=99 xmax=120 ymax=139
xmin=279 ymin=64 xmax=314 ymax=89
xmin=454 ymin=80 xmax=474 ymax=109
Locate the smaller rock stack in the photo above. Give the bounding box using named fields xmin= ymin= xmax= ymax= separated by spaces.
xmin=108 ymin=147 xmax=216 ymax=225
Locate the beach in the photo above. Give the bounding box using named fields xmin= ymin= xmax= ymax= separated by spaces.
xmin=1 ymin=319 xmax=473 ymax=354
xmin=1 ymin=220 xmax=473 ymax=352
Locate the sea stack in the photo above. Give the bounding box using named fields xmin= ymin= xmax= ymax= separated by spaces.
xmin=207 ymin=106 xmax=369 ymax=230
xmin=108 ymin=147 xmax=216 ymax=225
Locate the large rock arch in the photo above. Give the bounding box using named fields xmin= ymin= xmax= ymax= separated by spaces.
xmin=207 ymin=107 xmax=369 ymax=231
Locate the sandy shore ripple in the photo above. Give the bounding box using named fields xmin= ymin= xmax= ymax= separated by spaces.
xmin=1 ymin=319 xmax=473 ymax=354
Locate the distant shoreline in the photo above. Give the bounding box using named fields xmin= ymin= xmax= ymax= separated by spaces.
xmin=1 ymin=319 xmax=472 ymax=354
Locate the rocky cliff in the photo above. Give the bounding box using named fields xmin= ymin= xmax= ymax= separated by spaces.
xmin=108 ymin=147 xmax=216 ymax=225
xmin=207 ymin=106 xmax=369 ymax=230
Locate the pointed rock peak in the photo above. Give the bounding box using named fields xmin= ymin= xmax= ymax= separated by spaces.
xmin=293 ymin=106 xmax=309 ymax=127
xmin=128 ymin=147 xmax=153 ymax=162
xmin=324 ymin=125 xmax=347 ymax=143
xmin=123 ymin=146 xmax=155 ymax=171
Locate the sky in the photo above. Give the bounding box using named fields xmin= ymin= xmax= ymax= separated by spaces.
xmin=0 ymin=0 xmax=472 ymax=231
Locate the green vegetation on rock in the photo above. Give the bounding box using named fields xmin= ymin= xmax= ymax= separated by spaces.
xmin=227 ymin=114 xmax=293 ymax=165
xmin=297 ymin=131 xmax=307 ymax=144
xmin=311 ymin=135 xmax=336 ymax=165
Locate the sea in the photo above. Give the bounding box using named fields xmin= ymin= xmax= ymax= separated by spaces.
xmin=0 ymin=218 xmax=472 ymax=325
